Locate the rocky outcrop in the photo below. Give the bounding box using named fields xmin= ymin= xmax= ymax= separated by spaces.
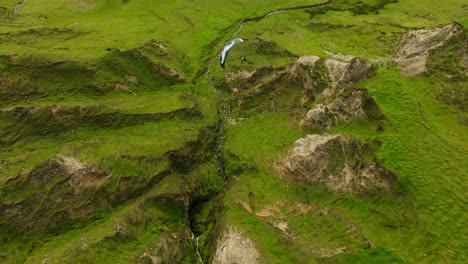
xmin=297 ymin=55 xmax=320 ymax=66
xmin=325 ymin=59 xmax=349 ymax=88
xmin=301 ymin=89 xmax=382 ymax=130
xmin=322 ymin=57 xmax=372 ymax=95
xmin=337 ymin=58 xmax=373 ymax=87
xmin=225 ymin=54 xmax=378 ymax=128
xmin=396 ymin=22 xmax=464 ymax=76
xmin=278 ymin=134 xmax=395 ymax=192
xmin=0 ymin=123 xmax=217 ymax=236
xmin=301 ymin=57 xmax=379 ymax=130
xmin=212 ymin=226 xmax=261 ymax=264
xmin=226 ymin=56 xmax=331 ymax=112
xmin=134 ymin=228 xmax=198 ymax=264
xmin=0 ymin=155 xmax=111 ymax=234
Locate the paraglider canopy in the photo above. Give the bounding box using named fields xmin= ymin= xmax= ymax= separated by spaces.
xmin=220 ymin=38 xmax=244 ymax=69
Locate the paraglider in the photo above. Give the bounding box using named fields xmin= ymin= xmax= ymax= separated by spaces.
xmin=220 ymin=38 xmax=244 ymax=69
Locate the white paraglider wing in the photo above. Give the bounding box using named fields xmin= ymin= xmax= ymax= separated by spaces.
xmin=220 ymin=38 xmax=244 ymax=69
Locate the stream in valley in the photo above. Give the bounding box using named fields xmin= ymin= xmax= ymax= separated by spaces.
xmin=191 ymin=1 xmax=335 ymax=262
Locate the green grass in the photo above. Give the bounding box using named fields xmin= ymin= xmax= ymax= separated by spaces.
xmin=21 ymin=173 xmax=187 ymax=264
xmin=3 ymin=162 xmax=222 ymax=263
xmin=219 ymin=67 xmax=467 ymax=260
xmin=0 ymin=118 xmax=203 ymax=178
xmin=224 ymin=113 xmax=304 ymax=172
xmin=0 ymin=0 xmax=467 ymax=262
xmin=232 ymin=0 xmax=467 ymax=62
xmin=0 ymin=0 xmax=323 ymax=65
xmin=357 ymin=68 xmax=466 ymax=261
xmin=212 ymin=1 xmax=467 ymax=263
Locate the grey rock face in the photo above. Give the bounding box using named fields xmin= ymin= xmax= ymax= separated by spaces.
xmin=302 ymin=89 xmax=381 ymax=130
xmin=396 ymin=22 xmax=464 ymax=76
xmin=279 ymin=134 xmax=395 ymax=192
xmin=212 ymin=226 xmax=261 ymax=264
xmin=324 ymin=57 xmax=372 ymax=90
xmin=300 ymin=57 xmax=379 ymax=130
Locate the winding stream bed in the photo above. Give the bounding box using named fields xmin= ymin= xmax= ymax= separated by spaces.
xmin=195 ymin=1 xmax=335 ymax=262
xmin=206 ymin=0 xmax=335 ymax=176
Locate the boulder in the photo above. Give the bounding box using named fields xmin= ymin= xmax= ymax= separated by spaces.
xmin=396 ymin=22 xmax=464 ymax=76
xmin=212 ymin=226 xmax=261 ymax=264
xmin=301 ymin=89 xmax=382 ymax=130
xmin=297 ymin=55 xmax=321 ymax=66
xmin=325 ymin=57 xmax=372 ymax=89
xmin=279 ymin=134 xmax=395 ymax=192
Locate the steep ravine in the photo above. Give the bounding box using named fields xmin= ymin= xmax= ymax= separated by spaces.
xmin=205 ymin=0 xmax=336 ymax=182
xmin=1 ymin=0 xmax=465 ymax=262
xmin=191 ymin=1 xmax=336 ymax=262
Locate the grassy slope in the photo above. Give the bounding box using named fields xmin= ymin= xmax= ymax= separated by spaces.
xmin=0 ymin=0 xmax=320 ymax=65
xmin=238 ymin=0 xmax=467 ymax=60
xmin=0 ymin=0 xmax=466 ymax=263
xmin=217 ymin=0 xmax=467 ymax=263
xmin=21 ymin=164 xmax=222 ymax=264
xmin=0 ymin=0 xmax=325 ymax=263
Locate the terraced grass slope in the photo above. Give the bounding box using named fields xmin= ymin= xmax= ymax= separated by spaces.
xmin=0 ymin=0 xmax=467 ymax=263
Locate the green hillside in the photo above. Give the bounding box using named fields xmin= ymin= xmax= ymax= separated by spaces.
xmin=0 ymin=0 xmax=466 ymax=263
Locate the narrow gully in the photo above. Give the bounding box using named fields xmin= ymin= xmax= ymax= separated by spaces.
xmin=189 ymin=1 xmax=336 ymax=262
xmin=204 ymin=0 xmax=335 ymax=180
